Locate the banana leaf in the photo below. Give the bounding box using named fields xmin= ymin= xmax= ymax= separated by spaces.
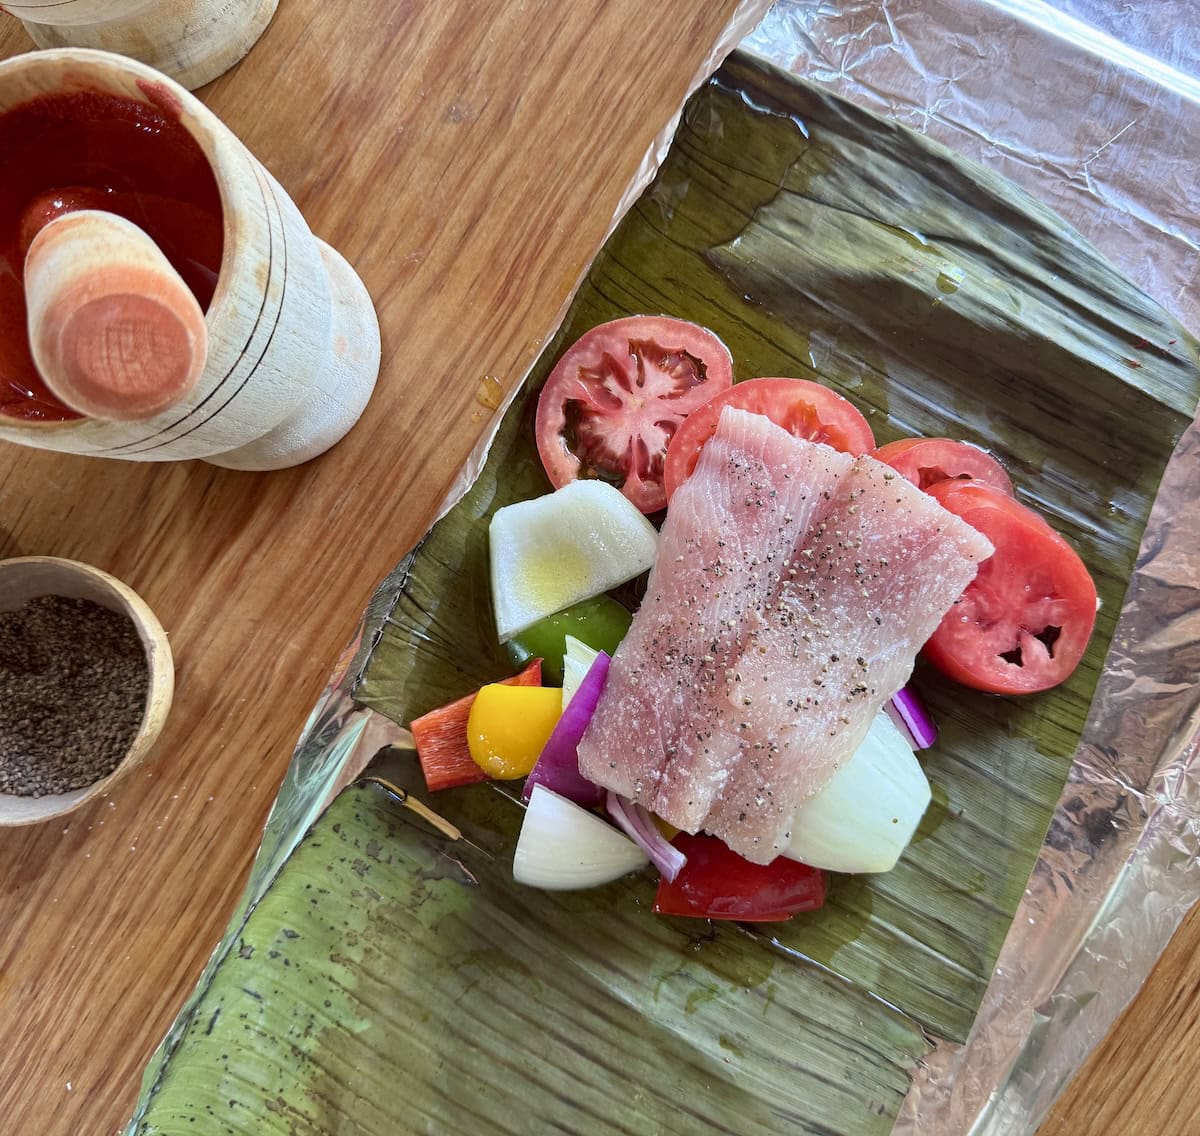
xmin=130 ymin=52 xmax=1200 ymax=1135
xmin=135 ymin=774 xmax=927 ymax=1135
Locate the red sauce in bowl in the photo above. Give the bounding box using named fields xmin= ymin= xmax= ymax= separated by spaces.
xmin=0 ymin=91 xmax=224 ymax=422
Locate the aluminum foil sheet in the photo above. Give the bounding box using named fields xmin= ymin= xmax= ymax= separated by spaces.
xmin=429 ymin=1 xmax=1200 ymax=1128
xmin=742 ymin=2 xmax=1200 ymax=1132
xmin=145 ymin=2 xmax=1196 ymax=1132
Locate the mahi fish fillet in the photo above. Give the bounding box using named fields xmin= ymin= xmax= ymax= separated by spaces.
xmin=577 ymin=405 xmax=993 ymax=863
xmin=575 ymin=408 xmax=853 ymax=831
xmin=703 ymin=453 xmax=994 ymax=860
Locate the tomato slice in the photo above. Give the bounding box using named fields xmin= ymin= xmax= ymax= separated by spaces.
xmin=534 ymin=316 xmax=734 ymax=514
xmin=653 ymin=832 xmax=827 ymax=922
xmin=923 ymin=481 xmax=1097 ymax=694
xmin=662 ymin=377 xmax=875 ymax=504
xmin=873 ymin=437 xmax=1013 ymax=496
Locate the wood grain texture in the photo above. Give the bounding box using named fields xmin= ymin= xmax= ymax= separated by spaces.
xmin=0 ymin=7 xmax=1194 ymax=1136
xmin=1041 ymin=901 xmax=1200 ymax=1135
xmin=0 ymin=3 xmax=745 ymax=1131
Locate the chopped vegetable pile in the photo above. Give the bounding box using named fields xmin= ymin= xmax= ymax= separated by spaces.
xmin=406 ymin=315 xmax=1098 ymax=922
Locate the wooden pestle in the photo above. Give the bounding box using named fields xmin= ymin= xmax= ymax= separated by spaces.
xmin=23 ymin=209 xmax=208 ymax=421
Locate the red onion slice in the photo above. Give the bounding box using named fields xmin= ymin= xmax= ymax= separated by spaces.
xmin=606 ymin=792 xmax=687 ymax=883
xmin=888 ymin=685 xmax=938 ymax=750
xmin=522 ymin=651 xmax=609 ymax=807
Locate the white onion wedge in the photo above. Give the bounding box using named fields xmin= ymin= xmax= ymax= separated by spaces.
xmin=783 ymin=712 xmax=931 ymax=875
xmin=561 ymin=635 xmax=600 ymax=712
xmin=514 ymin=785 xmax=649 ymax=890
xmin=490 ymin=480 xmax=657 ymax=642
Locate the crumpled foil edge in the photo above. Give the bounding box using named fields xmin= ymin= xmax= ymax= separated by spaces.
xmin=897 ymin=421 xmax=1200 ymax=1136
xmin=735 ymin=2 xmax=1200 ymax=1132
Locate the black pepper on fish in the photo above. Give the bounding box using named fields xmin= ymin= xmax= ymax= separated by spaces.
xmin=580 ymin=410 xmax=993 ymax=862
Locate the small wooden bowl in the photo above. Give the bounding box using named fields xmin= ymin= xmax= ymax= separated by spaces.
xmin=0 ymin=556 xmax=174 ymax=827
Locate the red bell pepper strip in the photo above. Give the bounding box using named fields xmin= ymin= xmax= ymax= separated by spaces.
xmin=653 ymin=832 xmax=826 ymax=922
xmin=410 ymin=659 xmax=543 ymax=792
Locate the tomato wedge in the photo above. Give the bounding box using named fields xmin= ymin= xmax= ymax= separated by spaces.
xmin=873 ymin=437 xmax=1013 ymax=495
xmin=535 ymin=316 xmax=734 ymax=514
xmin=923 ymin=481 xmax=1097 ymax=694
xmin=653 ymin=832 xmax=826 ymax=922
xmin=662 ymin=377 xmax=875 ymax=503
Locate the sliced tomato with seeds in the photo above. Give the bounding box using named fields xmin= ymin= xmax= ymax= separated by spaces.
xmin=662 ymin=376 xmax=875 ymax=503
xmin=873 ymin=437 xmax=1013 ymax=496
xmin=534 ymin=316 xmax=734 ymax=514
xmin=923 ymin=480 xmax=1097 ymax=694
xmin=653 ymin=832 xmax=826 ymax=922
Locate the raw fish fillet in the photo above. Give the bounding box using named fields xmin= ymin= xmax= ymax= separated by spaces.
xmin=577 ymin=406 xmax=993 ymax=863
xmin=576 ymin=409 xmax=853 ymax=830
xmin=704 ymin=455 xmax=993 ymax=861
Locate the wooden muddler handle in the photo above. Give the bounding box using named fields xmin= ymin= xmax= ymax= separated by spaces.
xmin=24 ymin=210 xmax=208 ymax=421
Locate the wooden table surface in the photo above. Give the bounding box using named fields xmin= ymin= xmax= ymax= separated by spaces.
xmin=0 ymin=4 xmax=1194 ymax=1135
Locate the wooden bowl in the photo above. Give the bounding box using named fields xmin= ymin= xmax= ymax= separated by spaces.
xmin=0 ymin=49 xmax=381 ymax=470
xmin=5 ymin=0 xmax=279 ymax=92
xmin=0 ymin=556 xmax=174 ymax=827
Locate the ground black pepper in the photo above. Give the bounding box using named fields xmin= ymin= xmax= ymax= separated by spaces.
xmin=0 ymin=595 xmax=148 ymax=797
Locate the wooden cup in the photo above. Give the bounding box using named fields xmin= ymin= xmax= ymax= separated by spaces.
xmin=1 ymin=0 xmax=278 ymax=91
xmin=0 ymin=49 xmax=381 ymax=470
xmin=0 ymin=556 xmax=174 ymax=828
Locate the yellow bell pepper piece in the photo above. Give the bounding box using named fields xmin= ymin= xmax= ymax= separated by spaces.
xmin=653 ymin=815 xmax=680 ymax=841
xmin=467 ymin=684 xmax=563 ymax=779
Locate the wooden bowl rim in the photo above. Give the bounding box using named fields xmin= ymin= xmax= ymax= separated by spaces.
xmin=0 ymin=555 xmax=174 ymax=827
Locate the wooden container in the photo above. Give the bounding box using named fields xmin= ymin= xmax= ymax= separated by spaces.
xmin=0 ymin=49 xmax=381 ymax=469
xmin=0 ymin=556 xmax=174 ymax=828
xmin=1 ymin=0 xmax=278 ymax=91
